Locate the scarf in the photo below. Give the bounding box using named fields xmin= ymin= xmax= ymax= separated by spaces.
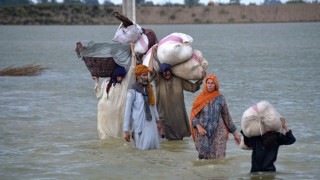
xmin=106 ymin=65 xmax=127 ymax=96
xmin=132 ymin=82 xmax=152 ymax=121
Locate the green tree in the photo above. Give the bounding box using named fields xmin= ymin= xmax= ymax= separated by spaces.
xmin=286 ymin=0 xmax=306 ymax=3
xmin=184 ymin=0 xmax=199 ymax=6
xmin=0 ymin=0 xmax=32 ymax=6
xmin=84 ymin=0 xmax=99 ymax=5
xmin=63 ymin=0 xmax=82 ymax=4
xmin=136 ymin=0 xmax=145 ymax=5
xmin=103 ymin=0 xmax=114 ymax=5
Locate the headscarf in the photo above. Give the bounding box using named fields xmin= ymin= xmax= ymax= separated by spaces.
xmin=159 ymin=63 xmax=171 ymax=73
xmin=106 ymin=66 xmax=127 ymax=96
xmin=190 ymin=74 xmax=221 ymax=141
xmin=134 ymin=64 xmax=155 ymax=106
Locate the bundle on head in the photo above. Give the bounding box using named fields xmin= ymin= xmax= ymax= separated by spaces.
xmin=241 ymin=101 xmax=284 ymax=138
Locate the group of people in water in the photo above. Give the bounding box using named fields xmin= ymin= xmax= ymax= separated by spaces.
xmin=92 ymin=42 xmax=295 ymax=173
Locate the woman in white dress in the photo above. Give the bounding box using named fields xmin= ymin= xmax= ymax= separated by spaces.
xmin=93 ymin=44 xmax=136 ymax=139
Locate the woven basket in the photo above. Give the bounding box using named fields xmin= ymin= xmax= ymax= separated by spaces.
xmin=83 ymin=57 xmax=116 ymax=77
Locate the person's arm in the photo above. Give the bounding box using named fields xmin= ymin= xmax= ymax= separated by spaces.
xmin=241 ymin=130 xmax=253 ymax=147
xmin=123 ymin=89 xmax=135 ymax=142
xmin=181 ymin=71 xmax=205 ymax=93
xmin=148 ymin=45 xmax=158 ymax=83
xmin=148 ymin=44 xmax=158 ymax=72
xmin=181 ymin=79 xmax=201 ymax=93
xmin=192 ymin=114 xmax=207 ymax=136
xmin=220 ymin=96 xmax=240 ymax=145
xmin=279 ymin=117 xmax=296 ymax=145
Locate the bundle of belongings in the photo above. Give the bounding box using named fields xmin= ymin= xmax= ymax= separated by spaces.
xmin=74 ymin=12 xmax=159 ymax=139
xmin=75 ymin=11 xmax=158 ymax=78
xmin=142 ymin=32 xmax=208 ymax=80
xmin=239 ymin=101 xmax=286 ymax=150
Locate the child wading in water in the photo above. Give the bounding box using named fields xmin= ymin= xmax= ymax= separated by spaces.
xmin=241 ymin=117 xmax=296 ymax=173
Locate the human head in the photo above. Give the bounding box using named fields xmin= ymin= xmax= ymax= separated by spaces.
xmin=204 ymin=74 xmax=219 ymax=93
xmin=112 ymin=66 xmax=127 ymax=83
xmin=135 ymin=64 xmax=149 ymax=85
xmin=160 ymin=63 xmax=172 ymax=80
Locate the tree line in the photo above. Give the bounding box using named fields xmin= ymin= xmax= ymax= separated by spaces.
xmin=0 ymin=0 xmax=315 ymax=7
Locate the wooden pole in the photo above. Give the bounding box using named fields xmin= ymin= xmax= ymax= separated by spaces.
xmin=122 ymin=0 xmax=136 ymax=23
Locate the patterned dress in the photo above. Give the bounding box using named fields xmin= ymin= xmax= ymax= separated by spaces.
xmin=192 ymin=95 xmax=237 ymax=159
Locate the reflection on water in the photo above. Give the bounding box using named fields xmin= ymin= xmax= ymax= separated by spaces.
xmin=0 ymin=23 xmax=320 ymax=179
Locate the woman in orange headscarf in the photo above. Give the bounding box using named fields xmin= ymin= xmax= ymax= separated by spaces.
xmin=190 ymin=74 xmax=240 ymax=159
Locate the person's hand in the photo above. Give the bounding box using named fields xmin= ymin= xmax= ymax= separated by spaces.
xmin=124 ymin=131 xmax=131 ymax=142
xmin=152 ymin=44 xmax=158 ymax=54
xmin=156 ymin=121 xmax=163 ymax=134
xmin=92 ymin=76 xmax=99 ymax=83
xmin=281 ymin=117 xmax=289 ymax=132
xmin=233 ymin=131 xmax=241 ymax=145
xmin=196 ymin=125 xmax=207 ymax=136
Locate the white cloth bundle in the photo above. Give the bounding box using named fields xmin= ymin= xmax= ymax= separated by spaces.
xmin=156 ymin=32 xmax=193 ymax=66
xmin=241 ymin=101 xmax=283 ymax=138
xmin=171 ymin=49 xmax=208 ymax=80
xmin=113 ymin=23 xmax=143 ymax=44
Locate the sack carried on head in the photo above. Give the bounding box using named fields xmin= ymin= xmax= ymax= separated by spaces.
xmin=156 ymin=32 xmax=193 ymax=66
xmin=241 ymin=101 xmax=283 ymax=138
xmin=171 ymin=49 xmax=208 ymax=80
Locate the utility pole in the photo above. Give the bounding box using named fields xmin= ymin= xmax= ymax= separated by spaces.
xmin=122 ymin=0 xmax=136 ymax=23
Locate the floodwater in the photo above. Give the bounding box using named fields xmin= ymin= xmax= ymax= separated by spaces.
xmin=0 ymin=23 xmax=319 ymax=179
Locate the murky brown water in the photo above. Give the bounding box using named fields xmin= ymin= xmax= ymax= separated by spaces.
xmin=0 ymin=23 xmax=319 ymax=179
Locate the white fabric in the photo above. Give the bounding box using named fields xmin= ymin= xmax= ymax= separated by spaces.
xmin=241 ymin=101 xmax=284 ymax=138
xmin=95 ymin=55 xmax=136 ymax=139
xmin=134 ymin=34 xmax=149 ymax=54
xmin=156 ymin=33 xmax=193 ymax=66
xmin=123 ymin=89 xmax=160 ymax=150
xmin=171 ymin=49 xmax=208 ymax=80
xmin=112 ymin=23 xmax=142 ymax=44
xmin=142 ymin=45 xmax=160 ymax=71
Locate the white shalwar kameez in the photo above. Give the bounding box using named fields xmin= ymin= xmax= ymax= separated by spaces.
xmin=95 ymin=59 xmax=135 ymax=139
xmin=123 ymin=89 xmax=160 ymax=150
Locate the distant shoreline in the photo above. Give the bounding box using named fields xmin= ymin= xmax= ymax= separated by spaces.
xmin=0 ymin=4 xmax=319 ymax=25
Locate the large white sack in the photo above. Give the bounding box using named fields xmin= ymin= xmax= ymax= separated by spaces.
xmin=241 ymin=101 xmax=283 ymax=138
xmin=156 ymin=33 xmax=193 ymax=66
xmin=171 ymin=49 xmax=208 ymax=80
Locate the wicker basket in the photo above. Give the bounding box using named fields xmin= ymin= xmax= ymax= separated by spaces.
xmin=82 ymin=57 xmax=116 ymax=77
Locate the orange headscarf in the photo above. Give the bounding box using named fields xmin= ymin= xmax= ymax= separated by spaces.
xmin=134 ymin=64 xmax=155 ymax=106
xmin=190 ymin=74 xmax=221 ymax=141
